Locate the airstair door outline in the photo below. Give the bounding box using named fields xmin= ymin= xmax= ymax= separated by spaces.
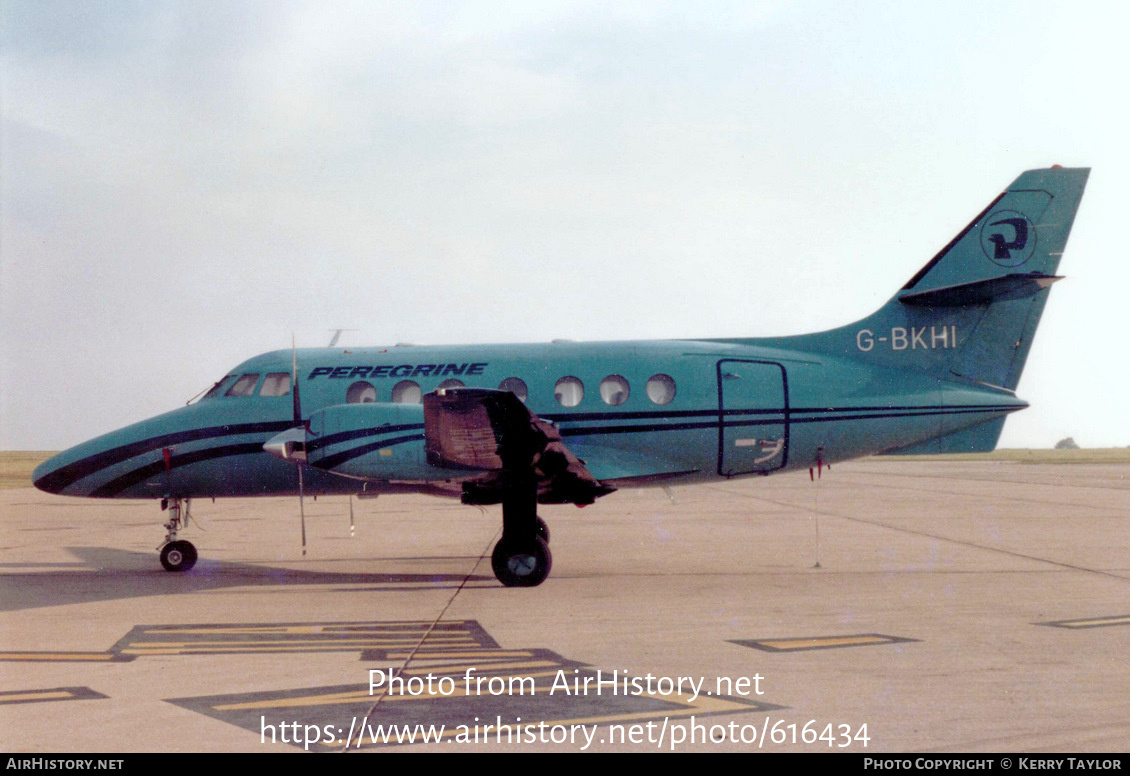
xmin=717 ymin=359 xmax=789 ymax=476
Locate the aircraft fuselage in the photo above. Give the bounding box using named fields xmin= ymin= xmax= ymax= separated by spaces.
xmin=33 ymin=337 xmax=1025 ymax=501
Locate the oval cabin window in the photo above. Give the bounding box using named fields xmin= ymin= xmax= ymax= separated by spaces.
xmin=646 ymin=374 xmax=676 ymax=405
xmin=391 ymin=380 xmax=422 ymax=404
xmin=554 ymin=376 xmax=584 ymax=407
xmin=347 ymin=381 xmax=377 ymax=403
xmin=599 ymin=375 xmax=630 ymax=406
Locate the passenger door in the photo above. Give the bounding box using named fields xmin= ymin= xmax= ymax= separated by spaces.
xmin=717 ymin=360 xmax=789 ymax=476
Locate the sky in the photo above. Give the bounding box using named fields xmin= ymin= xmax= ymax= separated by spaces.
xmin=2 ymin=0 xmax=1128 ymax=451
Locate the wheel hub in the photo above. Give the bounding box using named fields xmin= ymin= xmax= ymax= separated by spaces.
xmin=507 ymin=553 xmax=537 ymax=576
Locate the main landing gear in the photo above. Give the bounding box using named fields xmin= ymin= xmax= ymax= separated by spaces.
xmin=491 ymin=480 xmax=552 ymax=587
xmin=159 ymin=497 xmax=197 ymax=572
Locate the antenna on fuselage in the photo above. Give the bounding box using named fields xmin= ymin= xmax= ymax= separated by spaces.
xmin=327 ymin=329 xmax=357 ymax=347
xmin=293 ymin=334 xmax=307 ymax=556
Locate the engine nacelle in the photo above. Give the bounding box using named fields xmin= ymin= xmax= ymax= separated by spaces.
xmin=304 ymin=402 xmax=444 ymax=480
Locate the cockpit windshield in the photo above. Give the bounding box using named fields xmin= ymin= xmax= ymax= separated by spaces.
xmin=225 ymin=373 xmax=261 ymax=397
xmin=198 ymin=371 xmax=291 ymax=401
xmin=259 ymin=373 xmax=291 ymax=396
xmin=200 ymin=375 xmax=237 ymax=401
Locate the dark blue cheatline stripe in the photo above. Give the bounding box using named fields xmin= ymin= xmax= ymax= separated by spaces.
xmin=36 ymin=420 xmax=295 ymax=493
xmin=556 ymin=405 xmax=1020 ymax=438
xmin=558 ymin=415 xmax=784 ymax=438
xmin=303 ymin=404 xmax=1020 ymax=455
xmin=266 ymin=404 xmax=1024 ymax=462
xmin=789 ymin=406 xmax=1022 ymax=425
xmin=312 ymin=433 xmax=426 ymax=471
xmin=790 ymin=403 xmax=1022 ymax=413
xmin=545 ymin=403 xmax=1021 ymax=427
xmin=306 ymin=423 xmax=426 ymax=453
xmin=542 ymin=408 xmax=717 ymax=423
xmin=64 ymin=403 xmax=1024 ymax=495
xmin=91 ymin=443 xmax=267 ymax=497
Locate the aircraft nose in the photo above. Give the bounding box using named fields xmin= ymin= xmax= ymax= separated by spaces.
xmin=31 ymin=436 xmax=116 ymax=497
xmin=32 ymin=454 xmax=68 ymax=494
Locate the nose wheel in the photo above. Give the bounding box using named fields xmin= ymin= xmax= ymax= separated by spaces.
xmin=158 ymin=497 xmax=197 ymax=572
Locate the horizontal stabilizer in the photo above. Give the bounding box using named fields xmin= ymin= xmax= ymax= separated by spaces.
xmin=898 ymin=273 xmax=1062 ymax=307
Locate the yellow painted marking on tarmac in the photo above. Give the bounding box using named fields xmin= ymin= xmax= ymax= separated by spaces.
xmin=142 ymin=625 xmax=475 ymax=636
xmin=121 ymin=641 xmax=477 ymax=653
xmin=120 ymin=642 xmax=488 ymax=656
xmin=0 ymin=621 xmax=498 ymax=665
xmin=0 ymin=652 xmax=116 ymax=662
xmin=0 ymin=690 xmax=74 ymax=703
xmin=758 ymin=636 xmax=890 ymax=650
xmin=379 ymin=650 xmax=538 ymax=660
xmin=401 ymin=662 xmax=563 ymax=677
xmin=121 ymin=645 xmax=410 ymax=655
xmin=125 ymin=638 xmax=472 ymax=648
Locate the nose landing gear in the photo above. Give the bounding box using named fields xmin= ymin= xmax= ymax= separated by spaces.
xmin=158 ymin=497 xmax=197 ymax=572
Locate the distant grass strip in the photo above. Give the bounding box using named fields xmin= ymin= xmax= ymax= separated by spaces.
xmin=874 ymin=448 xmax=1130 ymax=464
xmin=0 ymin=452 xmax=57 ymax=489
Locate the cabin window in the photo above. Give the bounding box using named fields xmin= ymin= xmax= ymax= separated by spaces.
xmin=203 ymin=375 xmax=236 ymax=400
xmin=391 ymin=380 xmax=422 ymax=404
xmin=346 ymin=381 xmax=377 ymax=403
xmin=499 ymin=377 xmax=528 ymax=402
xmin=600 ymin=375 xmax=630 ymax=406
xmin=437 ymin=379 xmax=465 ymax=391
xmin=554 ymin=376 xmax=584 ymax=407
xmin=646 ymin=374 xmax=676 ymax=405
xmin=225 ymin=373 xmax=260 ymax=397
xmin=259 ymin=373 xmax=291 ymax=397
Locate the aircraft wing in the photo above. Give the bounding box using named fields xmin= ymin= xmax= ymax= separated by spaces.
xmin=561 ymin=439 xmax=699 ymax=484
xmin=423 ymin=388 xmax=616 ymax=506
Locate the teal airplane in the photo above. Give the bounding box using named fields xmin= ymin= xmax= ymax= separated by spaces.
xmin=33 ymin=167 xmax=1089 ymax=587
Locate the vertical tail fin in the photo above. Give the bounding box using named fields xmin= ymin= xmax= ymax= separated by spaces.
xmin=897 ymin=166 xmax=1088 ymax=390
xmin=810 ymin=167 xmax=1089 ymax=392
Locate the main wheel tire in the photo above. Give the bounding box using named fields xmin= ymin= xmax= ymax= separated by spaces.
xmin=491 ymin=536 xmax=552 ymax=587
xmin=160 ymin=540 xmax=198 ymax=572
xmin=535 ymin=517 xmax=550 ymax=544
